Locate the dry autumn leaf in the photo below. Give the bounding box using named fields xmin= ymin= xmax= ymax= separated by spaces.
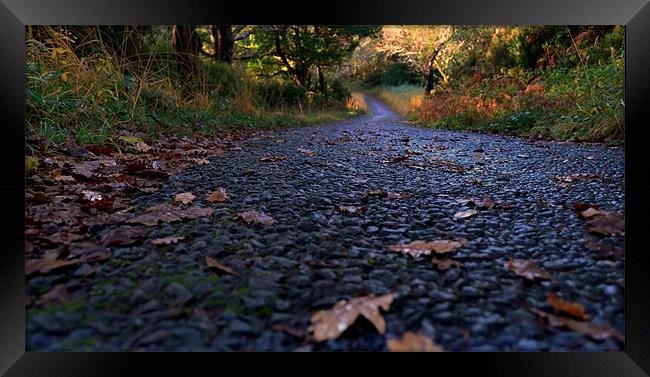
xmin=150 ymin=236 xmax=185 ymax=246
xmin=205 ymin=256 xmax=239 ymax=276
xmin=336 ymin=205 xmax=368 ymax=216
xmin=388 ymin=240 xmax=465 ymax=258
xmin=260 ymin=155 xmax=287 ymax=163
xmin=505 ymin=259 xmax=552 ymax=281
xmin=207 ymin=188 xmax=230 ymax=203
xmin=174 ymin=192 xmax=196 ymax=205
xmin=431 ymin=257 xmax=462 ymax=270
xmin=530 ymin=308 xmax=623 ymax=342
xmin=236 ymin=210 xmax=276 ymax=226
xmin=586 ymin=214 xmax=624 ymax=237
xmin=101 ymin=227 xmax=146 ymax=246
xmin=454 ymin=209 xmax=478 ymax=219
xmin=298 ymin=148 xmax=315 ymax=157
xmin=26 ymin=258 xmax=78 ymax=276
xmin=547 ymin=293 xmax=590 ymax=320
xmin=579 ymin=207 xmax=604 ymax=218
xmin=387 ymin=332 xmax=444 ymax=352
xmin=309 ymin=293 xmax=395 ymax=342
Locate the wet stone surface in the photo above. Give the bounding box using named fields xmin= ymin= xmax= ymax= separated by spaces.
xmin=27 ymin=96 xmax=624 ymax=351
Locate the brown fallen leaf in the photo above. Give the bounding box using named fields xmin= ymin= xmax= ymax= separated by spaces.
xmin=430 ymin=160 xmax=465 ymax=173
xmin=573 ymin=202 xmax=600 ymax=212
xmin=68 ymin=245 xmax=112 ymax=263
xmin=388 ymin=240 xmax=465 ymax=258
xmin=236 ymin=210 xmax=276 ymax=226
xmin=431 ymin=257 xmax=462 ymax=270
xmin=387 ymin=332 xmax=444 ymax=352
xmin=207 ymin=188 xmax=230 ymax=203
xmin=102 ymin=227 xmax=147 ymax=246
xmin=39 ymin=232 xmax=84 ymax=245
xmin=552 ymin=173 xmax=602 ymax=183
xmin=174 ymin=192 xmax=196 ymax=205
xmin=547 ymin=293 xmax=590 ymax=320
xmin=505 ymin=259 xmax=552 ymax=281
xmin=387 ymin=192 xmax=414 ymax=200
xmin=309 ymin=293 xmax=395 ymax=342
xmin=585 ymin=240 xmax=623 ymax=260
xmin=39 ymin=284 xmax=69 ymax=304
xmin=134 ymin=141 xmax=152 ymax=152
xmin=260 ymin=155 xmax=287 ymax=163
xmin=73 ymin=161 xmax=101 ymax=178
xmin=579 ymin=207 xmax=604 ymax=218
xmin=530 ymin=308 xmax=623 ymax=342
xmin=26 ymin=258 xmax=78 ymax=276
xmin=241 ymin=168 xmax=256 ymax=176
xmin=150 ymin=236 xmax=185 ymax=246
xmin=456 ymin=197 xmax=495 ymax=209
xmin=454 ymin=209 xmax=478 ymax=219
xmin=298 ymin=148 xmax=315 ymax=157
xmin=336 ymin=205 xmax=368 ymax=216
xmin=586 ymin=214 xmax=624 ymax=237
xmin=53 ymin=175 xmax=75 ymax=183
xmin=205 ymin=256 xmax=239 ymax=276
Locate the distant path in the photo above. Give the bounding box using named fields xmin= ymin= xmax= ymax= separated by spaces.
xmin=28 ymin=94 xmax=624 ymax=351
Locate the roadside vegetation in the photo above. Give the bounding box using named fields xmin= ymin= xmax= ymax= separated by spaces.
xmin=26 ymin=26 xmax=373 ymax=149
xmin=344 ymin=26 xmax=624 ymax=142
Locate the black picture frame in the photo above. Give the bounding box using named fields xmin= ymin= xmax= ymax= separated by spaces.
xmin=2 ymin=0 xmax=649 ymax=375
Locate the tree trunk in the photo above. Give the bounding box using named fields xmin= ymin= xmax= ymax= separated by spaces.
xmin=317 ymin=65 xmax=326 ymax=93
xmin=424 ymin=43 xmax=446 ymax=96
xmin=172 ymin=25 xmax=200 ymax=75
xmin=210 ymin=25 xmax=221 ymax=59
xmin=218 ymin=25 xmax=234 ymax=64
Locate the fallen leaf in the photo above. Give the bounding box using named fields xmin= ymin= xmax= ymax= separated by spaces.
xmin=150 ymin=236 xmax=185 ymax=246
xmin=54 ymin=175 xmax=75 ymax=183
xmin=39 ymin=232 xmax=84 ymax=245
xmin=586 ymin=214 xmax=624 ymax=237
xmin=336 ymin=205 xmax=368 ymax=216
xmin=309 ymin=293 xmax=395 ymax=342
xmin=101 ymin=227 xmax=146 ymax=246
xmin=456 ymin=197 xmax=495 ymax=209
xmin=39 ymin=284 xmax=69 ymax=304
xmin=388 ymin=240 xmax=465 ymax=258
xmin=579 ymin=207 xmax=605 ymax=218
xmin=242 ymin=168 xmax=256 ymax=176
xmin=585 ymin=240 xmax=623 ymax=260
xmin=26 ymin=258 xmax=78 ymax=276
xmin=505 ymin=259 xmax=552 ymax=281
xmin=135 ymin=142 xmax=152 ymax=152
xmin=547 ymin=293 xmax=590 ymax=320
xmin=207 ymin=188 xmax=230 ymax=203
xmin=387 ymin=332 xmax=444 ymax=352
xmin=260 ymin=155 xmax=287 ymax=163
xmin=68 ymin=245 xmax=111 ymax=262
xmin=454 ymin=209 xmax=478 ymax=219
xmin=236 ymin=210 xmax=276 ymax=226
xmin=298 ymin=148 xmax=315 ymax=157
xmin=573 ymin=202 xmax=600 ymax=212
xmin=174 ymin=192 xmax=196 ymax=205
xmin=552 ymin=173 xmax=602 ymax=183
xmin=80 ymin=190 xmax=103 ymax=202
xmin=431 ymin=257 xmax=462 ymax=270
xmin=530 ymin=308 xmax=623 ymax=342
xmin=73 ymin=161 xmax=101 ymax=178
xmin=205 ymin=256 xmax=239 ymax=275
xmin=387 ymin=192 xmax=414 ymax=200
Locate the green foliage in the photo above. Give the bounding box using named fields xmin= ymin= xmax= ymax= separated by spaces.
xmin=380 ymin=62 xmax=421 ymax=86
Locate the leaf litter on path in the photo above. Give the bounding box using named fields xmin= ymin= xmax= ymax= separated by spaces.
xmin=387 ymin=332 xmax=444 ymax=352
xmin=309 ymin=293 xmax=395 ymax=342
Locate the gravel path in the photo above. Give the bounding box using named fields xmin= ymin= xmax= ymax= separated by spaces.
xmin=27 ymin=95 xmax=625 ymax=351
